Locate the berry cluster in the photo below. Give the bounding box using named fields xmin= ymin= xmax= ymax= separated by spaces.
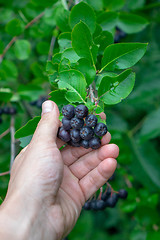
xmin=83 ymin=186 xmax=128 ymax=211
xmin=0 ymin=106 xmax=17 ymax=124
xmin=58 ymin=104 xmax=108 ymax=149
xmin=30 ymin=96 xmax=47 ymax=109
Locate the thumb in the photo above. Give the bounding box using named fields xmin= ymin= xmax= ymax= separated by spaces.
xmin=32 ymin=100 xmax=60 ymax=144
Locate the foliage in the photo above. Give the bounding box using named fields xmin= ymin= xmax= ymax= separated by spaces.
xmin=0 ymin=0 xmax=160 ymax=239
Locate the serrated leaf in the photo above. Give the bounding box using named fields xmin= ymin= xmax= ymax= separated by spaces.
xmin=94 ymin=31 xmax=114 ymax=54
xmin=49 ymin=89 xmax=69 ymax=105
xmin=97 ymin=12 xmax=118 ymax=31
xmin=72 ymin=21 xmax=98 ymax=66
xmin=52 ymin=53 xmax=62 ymax=64
xmin=15 ymin=116 xmax=41 ymax=139
xmin=55 ymin=7 xmax=71 ymax=32
xmin=139 ymin=108 xmax=160 ymax=142
xmin=117 ymin=13 xmax=149 ymax=34
xmin=5 ymin=18 xmax=24 ymax=36
xmin=98 ymin=69 xmax=135 ymax=104
xmin=14 ymin=40 xmax=31 ymax=60
xmin=0 ymin=88 xmax=13 ymax=102
xmin=58 ymin=70 xmax=87 ymax=103
xmin=58 ymin=58 xmax=71 ymax=72
xmin=46 ymin=61 xmax=58 ymax=74
xmin=75 ymin=58 xmax=96 ymax=86
xmin=62 ymin=48 xmax=80 ymax=63
xmin=69 ymin=2 xmax=96 ymax=34
xmin=101 ymin=43 xmax=148 ymax=72
xmin=85 ymin=0 xmax=103 ymax=11
xmin=58 ymin=32 xmax=71 ymax=52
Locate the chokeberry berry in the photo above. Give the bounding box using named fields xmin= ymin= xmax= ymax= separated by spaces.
xmin=58 ymin=127 xmax=71 ymax=142
xmin=70 ymin=117 xmax=84 ymax=129
xmin=62 ymin=105 xmax=75 ymax=119
xmin=94 ymin=122 xmax=108 ymax=137
xmin=89 ymin=137 xmax=101 ymax=150
xmin=118 ymin=189 xmax=128 ymax=199
xmin=8 ymin=107 xmax=17 ymax=115
xmin=105 ymin=194 xmax=119 ymax=208
xmin=96 ymin=200 xmax=106 ymax=210
xmin=80 ymin=140 xmax=89 ymax=149
xmin=30 ymin=100 xmax=37 ymax=106
xmin=85 ymin=114 xmax=98 ymax=127
xmin=90 ymin=200 xmax=97 ymax=210
xmin=3 ymin=107 xmax=10 ymax=114
xmin=70 ymin=129 xmax=81 ymax=142
xmin=83 ymin=201 xmax=91 ymax=210
xmin=108 ymin=173 xmax=116 ymax=182
xmin=62 ymin=117 xmax=71 ymax=130
xmin=75 ymin=105 xmax=88 ymax=119
xmin=80 ymin=127 xmax=94 ymax=140
xmin=101 ymin=187 xmax=111 ymax=201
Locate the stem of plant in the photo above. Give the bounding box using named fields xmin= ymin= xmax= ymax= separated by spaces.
xmin=10 ymin=116 xmax=15 ymax=170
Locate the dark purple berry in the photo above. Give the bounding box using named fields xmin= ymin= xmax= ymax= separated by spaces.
xmin=30 ymin=100 xmax=37 ymax=106
xmin=69 ymin=140 xmax=81 ymax=147
xmin=8 ymin=107 xmax=17 ymax=115
xmin=108 ymin=173 xmax=116 ymax=182
xmin=96 ymin=200 xmax=106 ymax=210
xmin=3 ymin=107 xmax=10 ymax=114
xmin=80 ymin=127 xmax=94 ymax=140
xmin=0 ymin=117 xmax=2 ymax=124
xmin=0 ymin=108 xmax=3 ymax=115
xmin=75 ymin=105 xmax=88 ymax=119
xmin=85 ymin=114 xmax=98 ymax=127
xmin=105 ymin=194 xmax=119 ymax=208
xmin=118 ymin=189 xmax=128 ymax=199
xmin=101 ymin=187 xmax=111 ymax=201
xmin=94 ymin=122 xmax=108 ymax=137
xmin=58 ymin=127 xmax=71 ymax=142
xmin=62 ymin=105 xmax=75 ymax=119
xmin=83 ymin=202 xmax=91 ymax=210
xmin=89 ymin=137 xmax=101 ymax=150
xmin=70 ymin=129 xmax=81 ymax=142
xmin=80 ymin=140 xmax=89 ymax=149
xmin=90 ymin=200 xmax=97 ymax=210
xmin=62 ymin=117 xmax=71 ymax=130
xmin=70 ymin=117 xmax=84 ymax=129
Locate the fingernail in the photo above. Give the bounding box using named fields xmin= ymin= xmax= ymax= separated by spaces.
xmin=41 ymin=101 xmax=54 ymax=115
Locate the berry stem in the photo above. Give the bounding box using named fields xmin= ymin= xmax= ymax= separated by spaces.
xmin=10 ymin=116 xmax=15 ymax=170
xmin=0 ymin=171 xmax=10 ymax=177
xmin=0 ymin=128 xmax=10 ymax=140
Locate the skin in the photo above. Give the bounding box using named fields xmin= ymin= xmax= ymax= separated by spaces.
xmin=0 ymin=101 xmax=119 ymax=240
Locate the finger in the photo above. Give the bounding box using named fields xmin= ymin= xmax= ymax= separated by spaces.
xmin=79 ymin=158 xmax=117 ymax=201
xmin=61 ymin=132 xmax=111 ymax=166
xmin=99 ymin=112 xmax=106 ymax=120
xmin=56 ymin=138 xmax=65 ymax=149
xmin=31 ymin=100 xmax=60 ymax=144
xmin=69 ymin=144 xmax=119 ymax=179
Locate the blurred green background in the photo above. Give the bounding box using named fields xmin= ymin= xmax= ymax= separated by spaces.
xmin=0 ymin=0 xmax=160 ymax=239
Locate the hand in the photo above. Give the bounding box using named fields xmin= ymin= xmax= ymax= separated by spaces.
xmin=0 ymin=101 xmax=119 ymax=240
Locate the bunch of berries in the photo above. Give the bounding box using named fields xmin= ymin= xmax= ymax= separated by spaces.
xmin=58 ymin=104 xmax=108 ymax=149
xmin=83 ymin=187 xmax=128 ymax=211
xmin=0 ymin=106 xmax=17 ymax=124
xmin=30 ymin=96 xmax=47 ymax=109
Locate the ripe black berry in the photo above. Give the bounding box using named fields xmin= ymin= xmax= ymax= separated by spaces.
xmin=89 ymin=137 xmax=101 ymax=150
xmin=75 ymin=105 xmax=88 ymax=119
xmin=8 ymin=107 xmax=17 ymax=115
xmin=36 ymin=99 xmax=43 ymax=108
xmin=90 ymin=200 xmax=97 ymax=210
xmin=83 ymin=202 xmax=91 ymax=210
xmin=94 ymin=122 xmax=108 ymax=137
xmin=80 ymin=140 xmax=89 ymax=149
xmin=30 ymin=100 xmax=37 ymax=106
xmin=118 ymin=189 xmax=128 ymax=199
xmin=70 ymin=129 xmax=81 ymax=142
xmin=62 ymin=105 xmax=75 ymax=119
xmin=62 ymin=117 xmax=71 ymax=130
xmin=3 ymin=107 xmax=10 ymax=114
xmin=70 ymin=117 xmax=84 ymax=129
xmin=80 ymin=127 xmax=94 ymax=140
xmin=58 ymin=127 xmax=71 ymax=142
xmin=85 ymin=114 xmax=98 ymax=127
xmin=96 ymin=200 xmax=106 ymax=210
xmin=105 ymin=194 xmax=119 ymax=208
xmin=101 ymin=187 xmax=111 ymax=201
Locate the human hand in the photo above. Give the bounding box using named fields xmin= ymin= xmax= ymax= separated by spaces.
xmin=0 ymin=101 xmax=119 ymax=240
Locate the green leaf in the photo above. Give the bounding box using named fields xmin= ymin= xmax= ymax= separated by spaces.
xmin=103 ymin=0 xmax=125 ymax=11
xmin=14 ymin=40 xmax=31 ymax=60
xmin=0 ymin=197 xmax=3 ymax=205
xmin=36 ymin=41 xmax=50 ymax=55
xmin=58 ymin=58 xmax=71 ymax=72
xmin=49 ymin=89 xmax=69 ymax=105
xmin=19 ymin=135 xmax=32 ymax=148
xmin=94 ymin=31 xmax=114 ymax=54
xmin=69 ymin=2 xmax=96 ymax=34
xmin=62 ymin=48 xmax=80 ymax=63
xmin=0 ymin=40 xmax=4 ymax=54
xmin=101 ymin=43 xmax=148 ymax=72
xmin=15 ymin=116 xmax=41 ymax=139
xmin=1 ymin=60 xmax=18 ymax=79
xmin=31 ymin=0 xmax=58 ymax=7
xmin=55 ymin=7 xmax=71 ymax=32
xmin=72 ymin=21 xmax=98 ymax=66
xmin=139 ymin=108 xmax=160 ymax=142
xmin=18 ymin=84 xmax=44 ymax=101
xmin=52 ymin=53 xmax=62 ymax=64
xmin=46 ymin=61 xmax=58 ymax=74
xmin=146 ymin=231 xmax=160 ymax=240
xmin=98 ymin=70 xmax=135 ymax=105
xmin=117 ymin=13 xmax=149 ymax=34
xmin=75 ymin=58 xmax=96 ymax=86
xmin=58 ymin=32 xmax=71 ymax=52
xmin=0 ymin=88 xmax=13 ymax=102
xmin=5 ymin=18 xmax=24 ymax=36
xmin=127 ymin=0 xmax=146 ymax=10
xmin=58 ymin=70 xmax=87 ymax=103
xmin=85 ymin=0 xmax=103 ymax=11
xmin=97 ymin=12 xmax=118 ymax=31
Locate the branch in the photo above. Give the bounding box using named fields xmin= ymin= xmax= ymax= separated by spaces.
xmin=48 ymin=36 xmax=56 ymax=61
xmin=0 ymin=171 xmax=10 ymax=177
xmin=10 ymin=116 xmax=15 ymax=170
xmin=0 ymin=128 xmax=10 ymax=140
xmin=0 ymin=12 xmax=44 ymax=62
xmin=89 ymin=84 xmax=95 ymax=103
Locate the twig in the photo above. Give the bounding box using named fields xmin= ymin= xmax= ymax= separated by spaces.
xmin=89 ymin=84 xmax=95 ymax=103
xmin=0 ymin=12 xmax=44 ymax=62
xmin=48 ymin=36 xmax=56 ymax=61
xmin=0 ymin=128 xmax=10 ymax=140
xmin=0 ymin=171 xmax=10 ymax=177
xmin=10 ymin=116 xmax=15 ymax=170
